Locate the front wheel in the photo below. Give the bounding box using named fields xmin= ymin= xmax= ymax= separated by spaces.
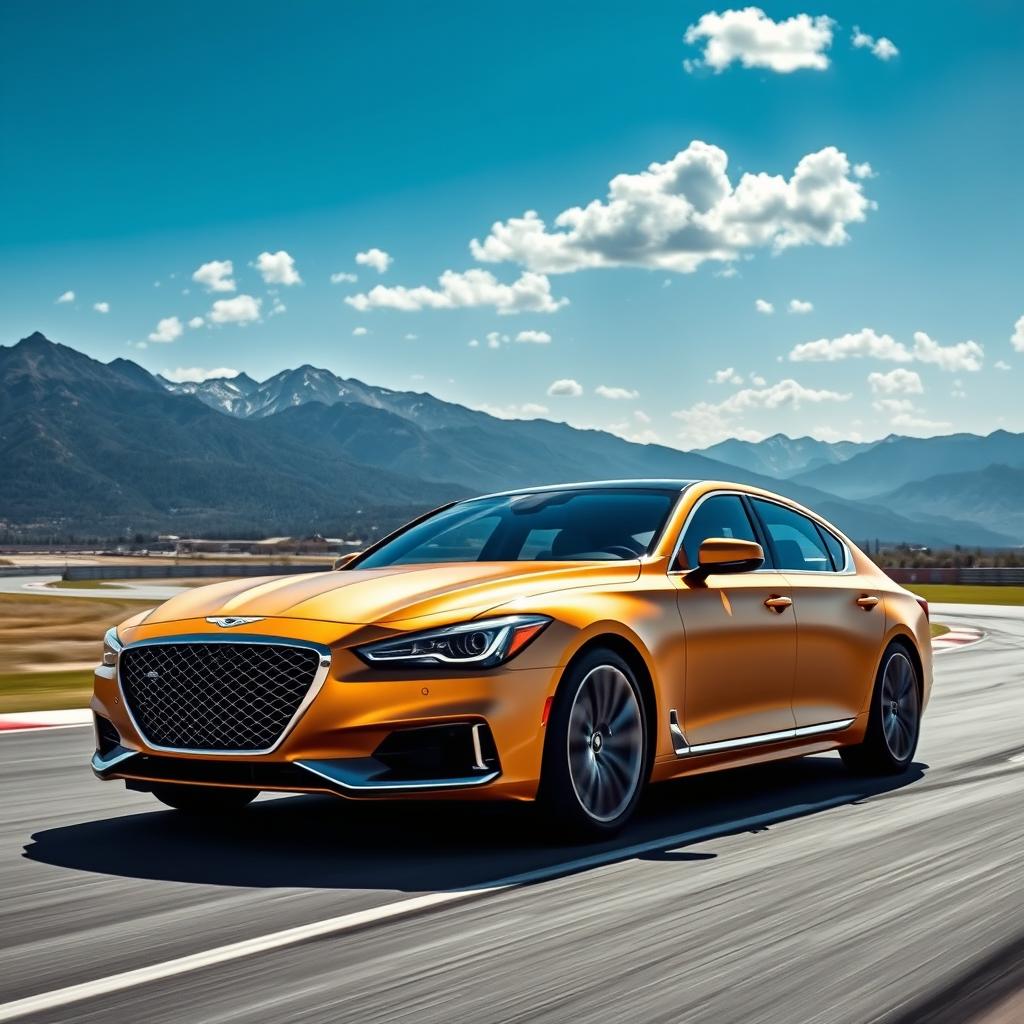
xmin=840 ymin=643 xmax=921 ymax=775
xmin=539 ymin=648 xmax=648 ymax=838
xmin=151 ymin=784 xmax=259 ymax=816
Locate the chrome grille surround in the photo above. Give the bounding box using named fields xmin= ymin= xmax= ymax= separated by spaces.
xmin=117 ymin=635 xmax=331 ymax=755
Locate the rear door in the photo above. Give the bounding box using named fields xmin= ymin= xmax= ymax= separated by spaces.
xmin=748 ymin=498 xmax=883 ymax=728
xmin=671 ymin=493 xmax=797 ymax=746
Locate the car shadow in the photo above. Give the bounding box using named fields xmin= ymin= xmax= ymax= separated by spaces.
xmin=23 ymin=756 xmax=926 ymax=893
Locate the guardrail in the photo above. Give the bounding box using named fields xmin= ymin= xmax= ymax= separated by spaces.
xmin=62 ymin=563 xmax=333 ymax=580
xmin=0 ymin=563 xmax=333 ymax=579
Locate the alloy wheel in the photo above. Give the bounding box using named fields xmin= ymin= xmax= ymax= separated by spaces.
xmin=566 ymin=664 xmax=644 ymax=823
xmin=879 ymin=651 xmax=919 ymax=762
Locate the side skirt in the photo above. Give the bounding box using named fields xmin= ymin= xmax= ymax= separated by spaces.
xmin=668 ymin=710 xmax=855 ymax=758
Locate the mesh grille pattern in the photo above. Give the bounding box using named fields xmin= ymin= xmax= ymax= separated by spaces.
xmin=120 ymin=642 xmax=322 ymax=751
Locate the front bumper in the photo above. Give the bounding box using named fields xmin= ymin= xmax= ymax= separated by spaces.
xmin=91 ymin=616 xmax=564 ymax=801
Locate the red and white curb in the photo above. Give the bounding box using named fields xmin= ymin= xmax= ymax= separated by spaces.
xmin=0 ymin=709 xmax=92 ymax=732
xmin=932 ymin=626 xmax=985 ymax=653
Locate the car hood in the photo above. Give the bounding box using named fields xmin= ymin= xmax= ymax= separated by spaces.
xmin=140 ymin=561 xmax=641 ymax=626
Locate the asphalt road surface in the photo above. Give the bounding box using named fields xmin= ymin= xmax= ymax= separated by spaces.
xmin=1 ymin=605 xmax=1021 ymax=1023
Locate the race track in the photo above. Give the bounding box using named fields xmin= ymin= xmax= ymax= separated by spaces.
xmin=1 ymin=605 xmax=1022 ymax=1023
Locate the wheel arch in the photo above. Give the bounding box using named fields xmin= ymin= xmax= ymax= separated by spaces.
xmin=881 ymin=626 xmax=925 ymax=702
xmin=555 ymin=630 xmax=659 ymax=781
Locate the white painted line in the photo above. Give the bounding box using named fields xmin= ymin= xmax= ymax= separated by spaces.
xmin=0 ymin=793 xmax=857 ymax=1022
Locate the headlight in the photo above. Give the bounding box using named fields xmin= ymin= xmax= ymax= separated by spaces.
xmin=102 ymin=626 xmax=122 ymax=668
xmin=355 ymin=614 xmax=550 ymax=669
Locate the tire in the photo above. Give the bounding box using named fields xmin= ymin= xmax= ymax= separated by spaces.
xmin=840 ymin=642 xmax=921 ymax=775
xmin=539 ymin=648 xmax=649 ymax=838
xmin=151 ymin=784 xmax=259 ymax=816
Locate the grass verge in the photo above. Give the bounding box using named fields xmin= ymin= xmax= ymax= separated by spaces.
xmin=0 ymin=670 xmax=96 ymax=713
xmin=906 ymin=584 xmax=1024 ymax=606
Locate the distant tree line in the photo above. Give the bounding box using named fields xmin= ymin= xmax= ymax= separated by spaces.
xmin=869 ymin=543 xmax=1024 ymax=569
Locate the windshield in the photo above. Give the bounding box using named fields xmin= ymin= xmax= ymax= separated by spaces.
xmin=355 ymin=489 xmax=679 ymax=567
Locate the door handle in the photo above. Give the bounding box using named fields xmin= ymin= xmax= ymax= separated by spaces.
xmin=856 ymin=595 xmax=880 ymax=610
xmin=764 ymin=595 xmax=792 ymax=612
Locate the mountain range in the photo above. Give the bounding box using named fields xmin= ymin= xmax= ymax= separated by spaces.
xmin=0 ymin=332 xmax=1020 ymax=546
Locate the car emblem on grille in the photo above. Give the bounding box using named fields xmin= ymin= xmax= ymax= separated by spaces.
xmin=206 ymin=616 xmax=265 ymax=628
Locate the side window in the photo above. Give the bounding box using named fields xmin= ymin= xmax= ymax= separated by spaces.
xmin=750 ymin=499 xmax=832 ymax=572
xmin=679 ymin=494 xmax=758 ymax=569
xmin=819 ymin=527 xmax=847 ymax=572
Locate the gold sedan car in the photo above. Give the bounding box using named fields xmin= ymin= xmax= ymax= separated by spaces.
xmin=92 ymin=480 xmax=931 ymax=835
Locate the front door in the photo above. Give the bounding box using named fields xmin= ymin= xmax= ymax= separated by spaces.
xmin=670 ymin=493 xmax=797 ymax=746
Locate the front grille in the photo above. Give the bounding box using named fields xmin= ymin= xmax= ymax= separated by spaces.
xmin=119 ymin=641 xmax=323 ymax=752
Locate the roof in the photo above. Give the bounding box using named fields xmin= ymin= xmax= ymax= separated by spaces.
xmin=475 ymin=479 xmax=699 ymax=499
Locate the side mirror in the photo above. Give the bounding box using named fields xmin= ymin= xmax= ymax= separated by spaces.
xmin=685 ymin=538 xmax=764 ymax=583
xmin=333 ymin=551 xmax=362 ymax=570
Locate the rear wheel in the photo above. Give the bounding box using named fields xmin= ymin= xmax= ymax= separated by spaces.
xmin=151 ymin=784 xmax=259 ymax=815
xmin=539 ymin=648 xmax=648 ymax=838
xmin=840 ymin=643 xmax=921 ymax=775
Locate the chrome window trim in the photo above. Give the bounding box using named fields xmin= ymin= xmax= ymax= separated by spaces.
xmin=669 ymin=712 xmax=855 ymax=757
xmin=116 ymin=634 xmax=332 ymax=757
xmin=667 ymin=489 xmax=854 ymax=577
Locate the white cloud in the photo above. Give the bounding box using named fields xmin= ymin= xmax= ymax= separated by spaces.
xmin=93 ymin=301 xmax=110 ymax=314
xmin=255 ymin=250 xmax=301 ymax=286
xmin=330 ymin=271 xmax=358 ymax=284
xmin=853 ymin=162 xmax=875 ymax=179
xmin=995 ymin=360 xmax=1011 ymax=371
xmin=711 ymin=367 xmax=744 ymax=385
xmin=268 ymin=299 xmax=286 ymax=317
xmin=852 ymin=27 xmax=899 ymax=61
xmin=1012 ymin=315 xmax=1024 ymax=352
xmin=56 ymin=290 xmax=75 ymax=303
xmin=912 ymin=331 xmax=983 ymax=372
xmin=515 ymin=329 xmax=552 ymax=344
xmin=355 ymin=248 xmax=393 ymax=274
xmin=148 ymin=316 xmax=184 ymax=344
xmin=468 ymin=339 xmax=480 ymax=348
xmin=547 ymin=378 xmax=584 ymax=397
xmin=475 ymin=402 xmax=550 ymax=420
xmin=192 ymin=260 xmax=236 ymax=293
xmin=352 ymin=326 xmax=369 ymax=336
xmin=188 ymin=316 xmax=206 ymax=329
xmin=789 ymin=327 xmax=912 ymax=363
xmin=750 ymin=373 xmax=767 ymax=386
xmin=486 ymin=331 xmax=506 ymax=349
xmin=872 ymin=397 xmax=950 ymax=433
xmin=684 ymin=8 xmax=834 ymax=74
xmin=715 ymin=265 xmax=739 ymax=278
xmin=208 ymin=294 xmax=262 ymax=325
xmin=673 ymin=378 xmax=851 ymax=446
xmin=634 ymin=410 xmax=652 ymax=424
xmin=788 ymin=298 xmax=813 ymax=314
xmin=812 ymin=424 xmax=863 ymax=443
xmin=471 ymin=142 xmax=874 ymax=275
xmin=790 ymin=327 xmax=984 ymax=371
xmin=404 ymin=332 xmax=418 ymax=341
xmin=868 ymin=368 xmax=923 ymax=395
xmin=755 ymin=298 xmax=775 ymax=315
xmin=345 ymin=269 xmax=568 ymax=315
xmin=595 ymin=385 xmax=639 ymax=400
xmin=951 ymin=380 xmax=967 ymax=399
xmin=162 ymin=366 xmax=240 ymax=383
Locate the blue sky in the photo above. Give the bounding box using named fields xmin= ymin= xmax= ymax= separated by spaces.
xmin=2 ymin=1 xmax=1022 ymax=448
